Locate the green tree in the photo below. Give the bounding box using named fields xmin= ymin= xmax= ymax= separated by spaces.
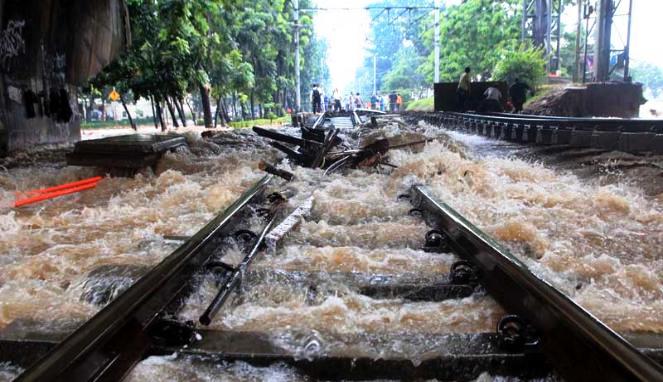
xmin=419 ymin=0 xmax=522 ymax=82
xmin=493 ymin=44 xmax=547 ymax=88
xmin=382 ymin=45 xmax=425 ymax=91
xmin=86 ymin=0 xmax=329 ymax=126
xmin=631 ymin=63 xmax=663 ymax=98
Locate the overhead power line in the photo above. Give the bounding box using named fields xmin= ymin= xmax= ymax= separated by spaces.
xmin=298 ymin=6 xmax=441 ymax=12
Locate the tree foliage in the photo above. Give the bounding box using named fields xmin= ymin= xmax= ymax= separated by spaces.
xmin=631 ymin=62 xmax=663 ymax=98
xmin=88 ymin=0 xmax=330 ymax=125
xmin=493 ymin=44 xmax=547 ymax=87
xmin=354 ymin=0 xmax=524 ymax=96
xmin=420 ymin=0 xmax=521 ymax=82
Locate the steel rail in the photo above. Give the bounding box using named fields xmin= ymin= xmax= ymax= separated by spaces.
xmin=410 ymin=184 xmax=663 ymax=381
xmin=199 ymin=216 xmax=277 ymax=325
xmin=477 ymin=111 xmax=663 ymax=124
xmin=16 ymin=175 xmax=273 ymax=382
xmin=443 ymin=112 xmax=663 ymax=131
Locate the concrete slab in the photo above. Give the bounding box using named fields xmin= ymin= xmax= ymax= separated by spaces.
xmin=72 ymin=134 xmax=187 ymax=154
xmin=66 ymin=134 xmax=187 ymax=170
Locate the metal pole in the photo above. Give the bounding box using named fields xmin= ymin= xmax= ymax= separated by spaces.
xmin=595 ymin=0 xmax=613 ymax=82
xmin=574 ymin=0 xmax=583 ymax=82
xmin=623 ymin=0 xmax=633 ymax=81
xmin=434 ymin=0 xmax=440 ymax=83
xmin=293 ymin=0 xmax=301 ymax=112
xmin=554 ymin=0 xmax=562 ymax=72
xmin=546 ymin=0 xmax=553 ymax=72
xmin=373 ymin=54 xmax=377 ymax=94
xmin=582 ymin=2 xmax=591 ymax=83
xmin=522 ymin=0 xmax=528 ymax=41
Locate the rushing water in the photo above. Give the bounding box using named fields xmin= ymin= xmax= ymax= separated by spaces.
xmin=388 ymin=122 xmax=663 ymax=333
xmin=127 ymin=355 xmax=308 ymax=382
xmin=0 ymin=363 xmax=22 ymax=382
xmin=1 ymin=119 xmax=661 ymax=380
xmin=0 ymin=132 xmax=273 ymax=331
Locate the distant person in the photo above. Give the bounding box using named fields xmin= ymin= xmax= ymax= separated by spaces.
xmin=457 ymin=67 xmax=471 ymax=111
xmin=396 ymin=93 xmax=403 ymax=112
xmin=370 ymin=94 xmax=378 ymax=110
xmin=323 ymin=94 xmax=330 ymax=112
xmin=388 ymin=91 xmax=397 ymax=112
xmin=332 ymin=88 xmax=342 ymax=112
xmin=311 ymin=84 xmax=322 ymax=114
xmin=480 ymin=86 xmax=503 ymax=112
xmin=354 ymin=93 xmax=363 ymax=109
xmin=509 ymin=78 xmax=532 ymax=113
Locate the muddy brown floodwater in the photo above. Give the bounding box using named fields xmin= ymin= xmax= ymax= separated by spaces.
xmin=0 ymin=132 xmax=275 ymax=333
xmin=1 ymin=118 xmax=661 ymax=381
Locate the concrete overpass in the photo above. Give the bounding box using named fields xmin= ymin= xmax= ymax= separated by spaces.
xmin=0 ymin=0 xmax=129 ymax=155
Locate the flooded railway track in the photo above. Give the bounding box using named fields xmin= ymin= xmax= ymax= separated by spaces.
xmin=5 ymin=112 xmax=663 ymax=381
xmin=412 ymin=112 xmax=663 ymax=155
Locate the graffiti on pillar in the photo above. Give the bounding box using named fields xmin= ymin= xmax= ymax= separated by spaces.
xmin=0 ymin=20 xmax=26 ymax=70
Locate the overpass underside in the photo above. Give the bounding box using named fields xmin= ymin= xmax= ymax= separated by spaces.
xmin=0 ymin=0 xmax=128 ymax=155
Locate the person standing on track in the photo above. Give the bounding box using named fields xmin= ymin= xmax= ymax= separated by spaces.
xmin=354 ymin=93 xmax=363 ymax=110
xmin=388 ymin=91 xmax=397 ymax=112
xmin=332 ymin=88 xmax=342 ymax=112
xmin=509 ymin=78 xmax=532 ymax=113
xmin=311 ymin=84 xmax=322 ymax=114
xmin=396 ymin=93 xmax=403 ymax=112
xmin=457 ymin=67 xmax=471 ymax=111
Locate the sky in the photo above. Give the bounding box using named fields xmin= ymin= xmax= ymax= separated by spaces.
xmin=313 ymin=0 xmax=663 ymax=91
xmin=312 ymin=0 xmax=372 ymax=92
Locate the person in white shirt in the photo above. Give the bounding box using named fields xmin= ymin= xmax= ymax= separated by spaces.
xmin=480 ymin=86 xmax=503 ymax=112
xmin=332 ymin=88 xmax=341 ymax=112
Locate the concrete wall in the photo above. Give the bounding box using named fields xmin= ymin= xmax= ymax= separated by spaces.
xmin=525 ymin=83 xmax=643 ymax=118
xmin=0 ymin=0 xmax=128 ymax=155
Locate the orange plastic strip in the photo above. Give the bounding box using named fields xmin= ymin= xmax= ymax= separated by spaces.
xmin=20 ymin=176 xmax=102 ymax=196
xmin=14 ymin=183 xmax=98 ymax=208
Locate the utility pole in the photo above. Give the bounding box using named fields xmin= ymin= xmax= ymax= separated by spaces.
xmin=582 ymin=1 xmax=593 ymax=83
xmin=574 ymin=0 xmax=583 ymax=82
xmin=433 ymin=0 xmax=440 ymax=83
xmin=373 ymin=54 xmax=377 ymax=95
xmin=623 ymin=0 xmax=633 ymax=81
xmin=293 ymin=0 xmax=301 ymax=112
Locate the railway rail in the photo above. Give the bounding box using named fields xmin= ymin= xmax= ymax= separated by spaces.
xmin=411 ymin=111 xmax=663 ymax=155
xmin=5 ymin=112 xmax=663 ymax=381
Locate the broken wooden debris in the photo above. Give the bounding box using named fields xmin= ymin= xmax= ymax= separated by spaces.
xmin=253 ymin=122 xmax=432 ymax=174
xmin=258 ymin=161 xmax=294 ymax=181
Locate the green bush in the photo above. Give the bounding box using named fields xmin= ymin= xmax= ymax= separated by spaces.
xmin=81 ymin=117 xmax=153 ymax=129
xmin=406 ymin=97 xmax=434 ymax=112
xmin=493 ymin=44 xmax=546 ymax=89
xmin=229 ymin=116 xmax=289 ymax=129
